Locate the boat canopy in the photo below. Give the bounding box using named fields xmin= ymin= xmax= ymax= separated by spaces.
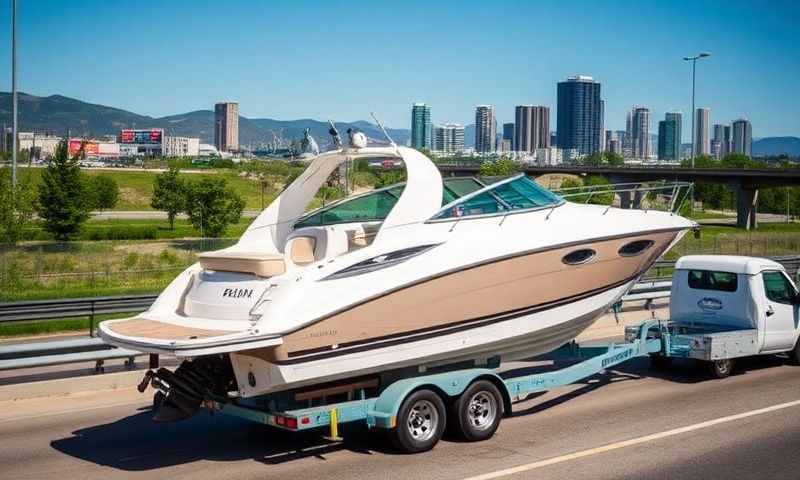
xmin=237 ymin=146 xmax=443 ymax=252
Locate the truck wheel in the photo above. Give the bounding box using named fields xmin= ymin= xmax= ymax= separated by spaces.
xmin=708 ymin=359 xmax=734 ymax=379
xmin=449 ymin=380 xmax=503 ymax=442
xmin=788 ymin=341 xmax=800 ymax=366
xmin=390 ymin=389 xmax=446 ymax=454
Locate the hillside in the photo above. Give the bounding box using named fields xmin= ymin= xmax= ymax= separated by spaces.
xmin=0 ymin=92 xmax=410 ymax=149
xmin=753 ymin=136 xmax=800 ymax=157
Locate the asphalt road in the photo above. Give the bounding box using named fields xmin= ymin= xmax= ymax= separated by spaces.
xmin=1 ymin=354 xmax=799 ymax=480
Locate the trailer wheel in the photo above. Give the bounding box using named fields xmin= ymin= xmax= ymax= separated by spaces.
xmin=449 ymin=380 xmax=503 ymax=442
xmin=390 ymin=389 xmax=446 ymax=454
xmin=708 ymin=359 xmax=734 ymax=379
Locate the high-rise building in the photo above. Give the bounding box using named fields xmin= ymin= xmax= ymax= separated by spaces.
xmin=502 ymin=123 xmax=514 ymax=150
xmin=694 ymin=107 xmax=710 ymax=156
xmin=631 ymin=106 xmax=651 ymax=159
xmin=711 ymin=124 xmax=726 ymax=159
xmin=214 ymin=102 xmax=239 ymax=152
xmin=723 ymin=125 xmax=732 ymax=157
xmin=514 ymin=105 xmax=550 ymax=153
xmin=657 ymin=113 xmax=681 ymax=161
xmin=432 ymin=123 xmax=465 ymax=153
xmin=556 ymin=75 xmax=602 ymax=156
xmin=623 ymin=109 xmax=633 ymax=157
xmin=411 ymin=103 xmax=432 ymax=149
xmin=475 ymin=105 xmax=496 ymax=153
xmin=732 ymin=118 xmax=752 ymax=157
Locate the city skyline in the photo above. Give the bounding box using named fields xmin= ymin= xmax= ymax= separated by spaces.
xmin=0 ymin=1 xmax=797 ymax=138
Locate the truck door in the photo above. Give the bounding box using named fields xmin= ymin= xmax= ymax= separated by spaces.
xmin=761 ymin=270 xmax=799 ymax=351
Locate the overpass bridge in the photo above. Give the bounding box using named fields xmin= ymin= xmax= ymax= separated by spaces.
xmin=438 ymin=164 xmax=800 ymax=229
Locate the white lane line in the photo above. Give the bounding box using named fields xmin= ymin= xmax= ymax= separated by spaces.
xmin=463 ymin=399 xmax=800 ymax=480
xmin=0 ymin=399 xmax=148 ymax=425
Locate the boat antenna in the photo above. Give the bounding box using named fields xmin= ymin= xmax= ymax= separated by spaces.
xmin=370 ymin=112 xmax=397 ymax=149
xmin=328 ymin=120 xmax=342 ymax=149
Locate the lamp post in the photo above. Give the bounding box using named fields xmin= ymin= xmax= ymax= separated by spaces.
xmin=683 ymin=52 xmax=711 ymax=168
xmin=11 ymin=0 xmax=18 ymax=187
xmin=683 ymin=52 xmax=710 ymax=213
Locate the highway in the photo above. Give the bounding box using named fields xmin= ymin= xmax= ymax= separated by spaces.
xmin=1 ymin=353 xmax=798 ymax=479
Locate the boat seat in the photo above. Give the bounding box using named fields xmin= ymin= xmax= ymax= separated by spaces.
xmin=285 ymin=226 xmax=349 ymax=267
xmin=198 ymin=249 xmax=286 ymax=277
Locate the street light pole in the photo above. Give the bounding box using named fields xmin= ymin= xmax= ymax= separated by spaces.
xmin=11 ymin=0 xmax=18 ymax=187
xmin=683 ymin=52 xmax=710 ymax=212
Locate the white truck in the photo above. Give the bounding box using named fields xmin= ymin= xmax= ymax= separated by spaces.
xmin=628 ymin=255 xmax=800 ymax=378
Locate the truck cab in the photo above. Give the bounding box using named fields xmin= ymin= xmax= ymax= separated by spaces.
xmin=670 ymin=255 xmax=800 ymax=356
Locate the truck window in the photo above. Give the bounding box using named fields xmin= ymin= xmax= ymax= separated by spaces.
xmin=687 ymin=270 xmax=737 ymax=292
xmin=762 ymin=271 xmax=796 ymax=304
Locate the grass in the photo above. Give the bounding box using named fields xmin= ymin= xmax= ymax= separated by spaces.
xmin=20 ymin=217 xmax=254 ymax=242
xmin=18 ymin=167 xmax=280 ymax=211
xmin=0 ymin=312 xmax=137 ymax=338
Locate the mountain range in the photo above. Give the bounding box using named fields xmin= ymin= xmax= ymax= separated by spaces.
xmin=0 ymin=92 xmax=410 ymax=149
xmin=2 ymin=92 xmax=799 ymax=157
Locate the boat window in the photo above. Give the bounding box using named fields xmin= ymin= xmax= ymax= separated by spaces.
xmin=432 ymin=176 xmax=562 ymax=220
xmin=295 ymin=186 xmax=403 ymax=228
xmin=618 ymin=239 xmax=655 ymax=257
xmin=562 ymin=249 xmax=596 ymax=265
xmin=762 ymin=271 xmax=796 ymax=304
xmin=688 ymin=270 xmax=738 ymax=293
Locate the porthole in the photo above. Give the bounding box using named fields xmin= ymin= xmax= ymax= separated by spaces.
xmin=562 ymin=248 xmax=597 ymax=265
xmin=618 ymin=240 xmax=655 ymax=257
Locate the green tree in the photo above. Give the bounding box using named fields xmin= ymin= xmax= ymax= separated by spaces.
xmin=582 ymin=151 xmax=624 ymax=167
xmin=151 ymin=167 xmax=186 ymax=230
xmin=0 ymin=168 xmax=37 ymax=244
xmin=86 ymin=175 xmax=119 ymax=210
xmin=374 ymin=169 xmax=406 ymax=188
xmin=556 ymin=175 xmax=614 ymax=205
xmin=37 ymin=141 xmax=91 ymax=240
xmin=184 ymin=177 xmax=245 ymax=237
xmin=479 ymin=158 xmax=521 ymax=176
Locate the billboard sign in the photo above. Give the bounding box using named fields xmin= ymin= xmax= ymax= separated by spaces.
xmin=120 ymin=129 xmax=163 ymax=145
xmin=68 ymin=139 xmax=120 ymax=158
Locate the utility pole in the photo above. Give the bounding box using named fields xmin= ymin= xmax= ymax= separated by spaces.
xmin=683 ymin=52 xmax=710 ymax=212
xmin=11 ymin=0 xmax=18 ymax=186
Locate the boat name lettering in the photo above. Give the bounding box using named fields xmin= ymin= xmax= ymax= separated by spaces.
xmin=222 ymin=288 xmax=254 ymax=299
xmin=602 ymin=348 xmax=633 ymax=367
xmin=306 ymin=329 xmax=338 ymax=339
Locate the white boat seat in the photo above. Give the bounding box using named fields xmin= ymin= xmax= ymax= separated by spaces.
xmin=198 ymin=250 xmax=286 ymax=277
xmin=285 ymin=226 xmax=349 ymax=267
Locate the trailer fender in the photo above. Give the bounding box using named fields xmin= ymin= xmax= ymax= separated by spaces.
xmin=367 ymin=368 xmax=503 ymax=429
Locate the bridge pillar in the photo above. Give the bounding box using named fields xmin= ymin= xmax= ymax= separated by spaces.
xmin=736 ymin=186 xmax=758 ymax=230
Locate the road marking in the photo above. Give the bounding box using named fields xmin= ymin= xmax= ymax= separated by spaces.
xmin=463 ymin=399 xmax=800 ymax=480
xmin=0 ymin=399 xmax=148 ymax=424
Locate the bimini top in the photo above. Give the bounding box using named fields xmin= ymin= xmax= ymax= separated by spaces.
xmin=236 ymin=146 xmax=444 ymax=252
xmin=675 ymin=255 xmax=785 ymax=275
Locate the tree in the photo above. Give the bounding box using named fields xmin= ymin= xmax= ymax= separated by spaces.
xmin=184 ymin=177 xmax=245 ymax=237
xmin=0 ymin=168 xmax=37 ymax=244
xmin=555 ymin=175 xmax=613 ymax=205
xmin=479 ymin=158 xmax=521 ymax=176
xmin=581 ymin=151 xmax=624 ymax=167
xmin=37 ymin=141 xmax=91 ymax=241
xmin=86 ymin=175 xmax=119 ymax=210
xmin=151 ymin=167 xmax=186 ymax=230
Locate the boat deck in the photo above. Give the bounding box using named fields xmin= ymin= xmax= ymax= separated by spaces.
xmin=105 ymin=318 xmax=235 ymax=341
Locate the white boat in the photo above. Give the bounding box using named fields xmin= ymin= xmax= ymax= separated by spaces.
xmin=100 ymin=132 xmax=695 ymax=420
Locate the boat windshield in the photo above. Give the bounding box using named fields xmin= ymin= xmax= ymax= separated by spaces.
xmin=293 ymin=177 xmax=488 ymax=228
xmin=432 ymin=175 xmax=563 ymax=220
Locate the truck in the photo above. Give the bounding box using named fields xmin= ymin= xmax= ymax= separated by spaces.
xmin=148 ymin=255 xmax=800 ymax=454
xmin=627 ymin=255 xmax=800 ymax=378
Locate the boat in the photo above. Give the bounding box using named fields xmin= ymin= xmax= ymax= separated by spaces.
xmin=100 ymin=130 xmax=696 ymax=420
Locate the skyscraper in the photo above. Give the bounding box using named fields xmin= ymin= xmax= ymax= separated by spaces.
xmin=214 ymin=102 xmax=239 ymax=152
xmin=723 ymin=125 xmax=732 ymax=157
xmin=556 ymin=76 xmax=602 ymax=156
xmin=502 ymin=123 xmax=514 ymax=150
xmin=475 ymin=105 xmax=496 ymax=153
xmin=411 ymin=103 xmax=432 ymax=149
xmin=631 ymin=106 xmax=651 ymax=159
xmin=433 ymin=123 xmax=465 ymax=153
xmin=732 ymin=118 xmax=752 ymax=157
xmin=665 ymin=112 xmax=682 ymax=159
xmin=711 ymin=124 xmax=725 ymax=159
xmin=514 ymin=105 xmax=550 ymax=153
xmin=694 ymin=108 xmax=711 ymax=156
xmin=658 ymin=115 xmax=680 ymax=161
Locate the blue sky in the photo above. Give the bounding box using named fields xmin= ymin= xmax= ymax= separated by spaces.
xmin=0 ymin=0 xmax=798 ymax=139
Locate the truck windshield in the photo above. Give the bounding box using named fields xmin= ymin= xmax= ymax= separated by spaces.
xmin=688 ymin=270 xmax=738 ymax=292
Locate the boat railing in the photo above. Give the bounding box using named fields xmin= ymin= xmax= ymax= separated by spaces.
xmin=552 ymin=181 xmax=693 ymax=215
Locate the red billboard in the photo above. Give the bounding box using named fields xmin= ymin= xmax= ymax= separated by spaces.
xmin=120 ymin=129 xmax=163 ymax=144
xmin=69 ymin=139 xmax=99 ymax=156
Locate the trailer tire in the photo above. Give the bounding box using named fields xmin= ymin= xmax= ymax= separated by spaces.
xmin=449 ymin=380 xmax=503 ymax=442
xmin=708 ymin=359 xmax=734 ymax=379
xmin=390 ymin=389 xmax=446 ymax=454
xmin=788 ymin=340 xmax=800 ymax=366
